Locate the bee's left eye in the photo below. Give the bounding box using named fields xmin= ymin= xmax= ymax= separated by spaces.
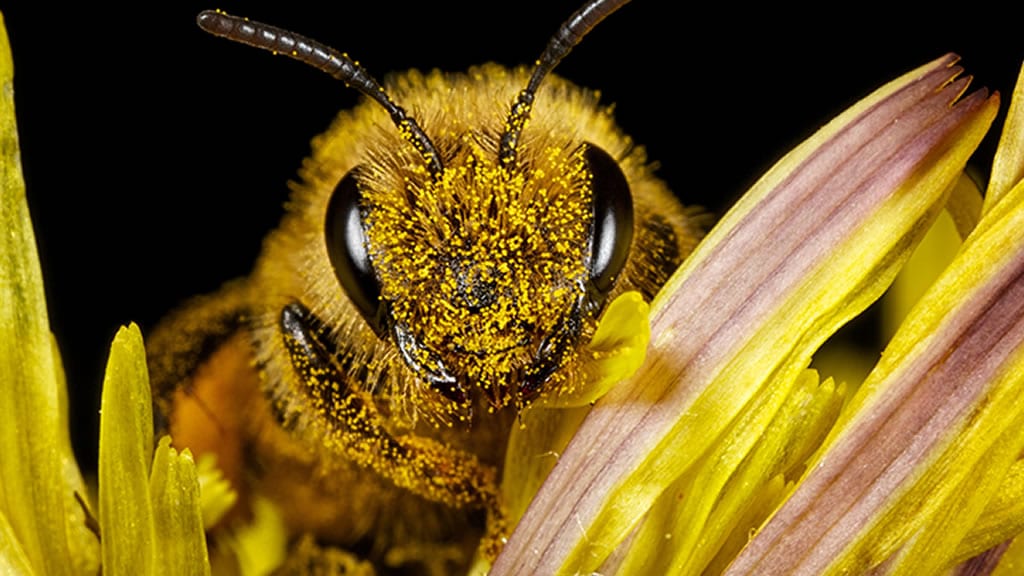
xmin=584 ymin=144 xmax=634 ymax=312
xmin=325 ymin=169 xmax=386 ymax=335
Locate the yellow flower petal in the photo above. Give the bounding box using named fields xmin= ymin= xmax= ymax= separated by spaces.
xmin=615 ymin=370 xmax=844 ymax=575
xmin=195 ymin=453 xmax=238 ymax=530
xmin=0 ymin=12 xmax=98 ymax=574
xmin=99 ymin=324 xmax=157 ymax=574
xmin=501 ymin=405 xmax=590 ymax=529
xmin=987 ymin=61 xmax=1024 ymax=210
xmin=215 ymin=496 xmax=288 ymax=576
xmin=150 ymin=437 xmax=210 ymax=576
xmin=882 ymin=171 xmax=983 ymax=340
xmin=991 ymin=534 xmax=1024 ymax=576
xmin=550 ymin=290 xmax=651 ymax=407
xmin=946 ymin=170 xmax=984 ymax=239
xmin=706 ymin=474 xmax=787 ymax=575
xmin=882 ymin=209 xmax=962 ymax=339
xmin=953 ymin=457 xmax=1024 ymax=563
xmin=0 ymin=510 xmax=36 ymax=576
xmin=98 ymin=326 xmax=212 ymax=575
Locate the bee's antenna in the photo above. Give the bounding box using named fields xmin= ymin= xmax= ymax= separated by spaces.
xmin=498 ymin=0 xmax=632 ymax=169
xmin=197 ymin=10 xmax=444 ymax=178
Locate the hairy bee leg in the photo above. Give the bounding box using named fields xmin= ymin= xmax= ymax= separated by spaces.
xmin=147 ymin=279 xmax=257 ymax=523
xmin=280 ymin=302 xmax=509 ymax=559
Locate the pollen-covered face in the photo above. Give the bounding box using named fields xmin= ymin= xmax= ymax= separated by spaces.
xmin=364 ymin=144 xmax=593 ymax=409
xmin=323 ymin=124 xmax=636 ymax=418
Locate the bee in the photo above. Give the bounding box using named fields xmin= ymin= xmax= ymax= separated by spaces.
xmin=147 ymin=0 xmax=703 ymax=572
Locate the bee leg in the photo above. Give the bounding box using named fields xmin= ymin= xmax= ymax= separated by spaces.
xmin=280 ymin=302 xmax=509 ymax=560
xmin=147 ymin=279 xmax=257 ymax=525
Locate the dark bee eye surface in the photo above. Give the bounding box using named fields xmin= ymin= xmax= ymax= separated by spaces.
xmin=325 ymin=169 xmax=386 ymax=335
xmin=584 ymin=144 xmax=634 ymax=311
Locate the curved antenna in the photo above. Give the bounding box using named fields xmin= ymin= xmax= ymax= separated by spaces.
xmin=498 ymin=0 xmax=632 ymax=168
xmin=197 ymin=10 xmax=444 ymax=177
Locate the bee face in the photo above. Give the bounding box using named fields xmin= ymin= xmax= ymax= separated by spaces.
xmin=357 ymin=141 xmax=594 ymax=409
xmin=149 ymin=2 xmax=704 ymax=570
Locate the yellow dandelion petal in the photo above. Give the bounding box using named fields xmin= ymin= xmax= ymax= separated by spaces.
xmin=150 ymin=437 xmax=210 ymax=576
xmin=0 ymin=13 xmax=98 ymax=574
xmin=98 ymin=324 xmax=157 ymax=574
xmin=954 ymin=457 xmax=1024 ymax=563
xmin=195 ymin=453 xmax=239 ymax=530
xmin=552 ymin=290 xmax=651 ymax=407
xmin=987 ymin=61 xmax=1024 ymax=209
xmin=991 ymin=535 xmax=1024 ymax=576
xmin=616 ymin=370 xmax=844 ymax=576
xmin=215 ymin=496 xmax=288 ymax=576
xmin=0 ymin=510 xmax=36 ymax=575
xmin=99 ymin=325 xmax=211 ymax=575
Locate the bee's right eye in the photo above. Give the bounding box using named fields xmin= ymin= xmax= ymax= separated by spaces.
xmin=325 ymin=169 xmax=386 ymax=336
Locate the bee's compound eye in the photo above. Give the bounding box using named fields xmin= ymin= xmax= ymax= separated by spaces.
xmin=584 ymin=144 xmax=634 ymax=311
xmin=325 ymin=169 xmax=386 ymax=336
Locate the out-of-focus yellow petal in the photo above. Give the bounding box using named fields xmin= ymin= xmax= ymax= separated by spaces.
xmin=196 ymin=453 xmax=238 ymax=530
xmin=150 ymin=437 xmax=210 ymax=576
xmin=0 ymin=12 xmax=98 ymax=574
xmin=882 ymin=210 xmax=961 ymax=339
xmin=0 ymin=510 xmax=36 ymax=576
xmin=98 ymin=324 xmax=156 ymax=574
xmin=987 ymin=62 xmax=1024 ymax=209
xmin=51 ymin=336 xmax=101 ymax=572
xmin=215 ymin=496 xmax=288 ymax=576
xmin=882 ymin=172 xmax=982 ymax=339
xmin=493 ymin=54 xmax=998 ymax=576
xmin=946 ymin=171 xmax=984 ymax=239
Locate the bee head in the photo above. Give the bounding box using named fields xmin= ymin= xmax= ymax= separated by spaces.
xmin=197 ymin=0 xmax=635 ymax=418
xmin=326 ymin=134 xmax=632 ymax=413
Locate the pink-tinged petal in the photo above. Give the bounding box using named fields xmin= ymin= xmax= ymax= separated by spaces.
xmin=491 ymin=54 xmax=998 ymax=575
xmin=726 ymin=166 xmax=1024 ymax=575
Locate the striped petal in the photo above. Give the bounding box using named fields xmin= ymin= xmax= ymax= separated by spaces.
xmin=728 ymin=148 xmax=1024 ymax=576
xmin=492 ymin=54 xmax=999 ymax=575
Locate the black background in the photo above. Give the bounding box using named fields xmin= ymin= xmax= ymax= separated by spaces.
xmin=4 ymin=1 xmax=1022 ymax=472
